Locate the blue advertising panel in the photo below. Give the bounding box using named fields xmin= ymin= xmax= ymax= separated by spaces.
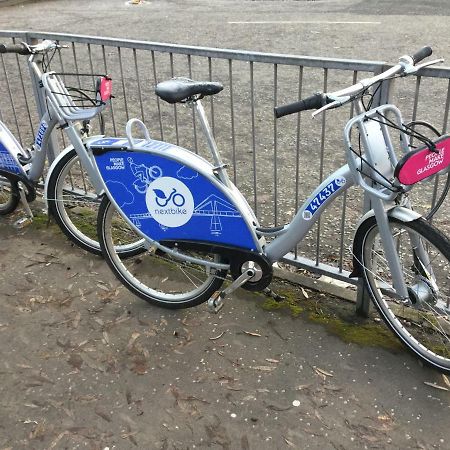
xmin=93 ymin=141 xmax=259 ymax=251
xmin=0 ymin=123 xmax=27 ymax=176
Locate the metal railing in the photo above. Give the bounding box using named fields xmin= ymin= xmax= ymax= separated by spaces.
xmin=1 ymin=30 xmax=450 ymax=309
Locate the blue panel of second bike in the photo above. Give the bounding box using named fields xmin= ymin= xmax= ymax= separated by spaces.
xmin=0 ymin=134 xmax=26 ymax=176
xmin=94 ymin=148 xmax=258 ymax=250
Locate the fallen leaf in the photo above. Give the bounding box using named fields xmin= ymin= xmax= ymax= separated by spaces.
xmin=49 ymin=431 xmax=69 ymax=449
xmin=442 ymin=374 xmax=450 ymax=389
xmin=72 ymin=312 xmax=81 ymax=329
xmin=265 ymin=358 xmax=279 ymax=364
xmin=252 ymin=365 xmax=276 ymax=372
xmin=243 ymin=331 xmax=261 ymax=337
xmin=295 ymin=384 xmax=311 ymax=391
xmin=315 ymin=367 xmax=333 ymax=377
xmin=284 ymin=436 xmax=296 ymax=447
xmin=95 ymin=406 xmax=112 ymax=422
xmin=209 ymin=332 xmax=225 ymax=340
xmin=424 ymin=381 xmax=448 ymax=391
xmin=301 ymin=287 xmax=309 ymax=298
xmin=127 ymin=332 xmax=141 ymax=351
xmin=67 ymin=353 xmax=83 ymax=370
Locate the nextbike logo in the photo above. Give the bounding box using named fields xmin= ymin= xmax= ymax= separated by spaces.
xmin=146 ymin=177 xmax=194 ymax=227
xmin=35 ymin=120 xmax=48 ymax=150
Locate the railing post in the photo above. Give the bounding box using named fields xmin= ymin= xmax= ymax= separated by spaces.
xmin=355 ymin=65 xmax=393 ymax=317
xmin=24 ymin=34 xmax=59 ymax=163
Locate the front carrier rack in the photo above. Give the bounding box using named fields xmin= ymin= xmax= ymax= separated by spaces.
xmin=41 ymin=72 xmax=112 ymax=122
xmin=344 ymin=104 xmax=450 ymax=202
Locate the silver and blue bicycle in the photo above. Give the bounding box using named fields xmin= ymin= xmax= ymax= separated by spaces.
xmin=0 ymin=40 xmax=142 ymax=256
xmin=91 ymin=47 xmax=450 ymax=373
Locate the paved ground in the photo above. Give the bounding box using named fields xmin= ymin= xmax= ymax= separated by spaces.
xmin=1 ymin=1 xmax=450 ymax=449
xmin=0 ymin=215 xmax=449 ymax=449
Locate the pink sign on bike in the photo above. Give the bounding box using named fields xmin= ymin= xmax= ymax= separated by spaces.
xmin=395 ymin=135 xmax=450 ymax=185
xmin=99 ymin=76 xmax=113 ymax=102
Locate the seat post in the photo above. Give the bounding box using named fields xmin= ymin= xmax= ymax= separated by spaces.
xmin=193 ymin=99 xmax=231 ymax=188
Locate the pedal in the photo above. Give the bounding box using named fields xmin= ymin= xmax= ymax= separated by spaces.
xmin=207 ymin=266 xmax=257 ymax=313
xmin=263 ymin=287 xmax=286 ymax=302
xmin=208 ymin=291 xmax=225 ymax=313
xmin=13 ymin=216 xmax=33 ymax=229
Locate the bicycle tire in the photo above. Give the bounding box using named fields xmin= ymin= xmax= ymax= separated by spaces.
xmin=0 ymin=174 xmax=19 ymax=215
xmin=357 ymin=215 xmax=450 ymax=373
xmin=47 ymin=148 xmax=144 ymax=257
xmin=97 ymin=195 xmax=227 ymax=309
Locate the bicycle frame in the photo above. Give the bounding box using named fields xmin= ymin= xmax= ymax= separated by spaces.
xmin=1 ymin=50 xmax=106 ymax=195
xmin=93 ymin=97 xmax=432 ymax=307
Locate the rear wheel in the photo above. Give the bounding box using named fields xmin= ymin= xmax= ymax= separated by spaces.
xmin=47 ymin=148 xmax=144 ymax=256
xmin=0 ymin=174 xmax=19 ymax=215
xmin=359 ymin=216 xmax=450 ymax=373
xmin=97 ymin=196 xmax=227 ymax=309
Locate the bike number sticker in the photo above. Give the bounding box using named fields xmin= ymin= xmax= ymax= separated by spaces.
xmin=146 ymin=177 xmax=194 ymax=227
xmin=35 ymin=120 xmax=48 ymax=150
xmin=302 ymin=177 xmax=346 ymax=220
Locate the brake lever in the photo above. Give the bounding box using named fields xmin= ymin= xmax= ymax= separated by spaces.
xmin=311 ymin=95 xmax=351 ymax=118
xmin=403 ymin=58 xmax=444 ymax=75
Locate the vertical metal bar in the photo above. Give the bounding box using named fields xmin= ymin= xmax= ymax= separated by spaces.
xmin=273 ymin=64 xmax=278 ymax=226
xmin=1 ymin=54 xmax=23 ymax=144
xmin=151 ymin=50 xmax=164 ymax=141
xmin=411 ymin=76 xmax=421 ymax=124
xmin=71 ymin=42 xmax=81 ymax=88
xmin=250 ymin=61 xmax=257 ymax=215
xmin=133 ymin=48 xmax=145 ymax=122
xmin=118 ymin=47 xmax=130 ymax=122
xmin=315 ymin=68 xmax=328 ymax=266
xmin=12 ymin=37 xmax=35 ymax=137
xmin=229 ymin=59 xmax=237 ymax=184
xmin=54 ymin=41 xmax=68 ymax=149
xmin=338 ymin=70 xmax=358 ymax=272
xmin=441 ymin=78 xmax=450 ymax=133
xmin=208 ymin=57 xmax=215 ymax=137
xmin=170 ymin=53 xmax=179 ymax=145
xmin=294 ymin=65 xmax=304 ymax=259
xmin=87 ymin=43 xmax=103 ymax=133
xmin=188 ymin=54 xmax=198 ymax=153
xmin=102 ymin=45 xmax=117 ymax=135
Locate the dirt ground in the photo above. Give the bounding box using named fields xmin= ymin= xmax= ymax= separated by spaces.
xmin=1 ymin=1 xmax=450 ymax=449
xmin=0 ymin=213 xmax=449 ymax=450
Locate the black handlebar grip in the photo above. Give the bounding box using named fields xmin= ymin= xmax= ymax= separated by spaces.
xmin=0 ymin=43 xmax=31 ymax=55
xmin=274 ymin=93 xmax=327 ymax=118
xmin=411 ymin=46 xmax=432 ymax=65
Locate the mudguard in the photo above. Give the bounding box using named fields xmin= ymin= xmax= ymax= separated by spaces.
xmin=90 ymin=137 xmax=262 ymax=252
xmin=350 ymin=206 xmax=422 ymax=278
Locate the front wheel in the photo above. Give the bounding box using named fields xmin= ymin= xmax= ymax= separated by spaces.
xmin=97 ymin=196 xmax=227 ymax=309
xmin=47 ymin=148 xmax=144 ymax=257
xmin=358 ymin=216 xmax=450 ymax=373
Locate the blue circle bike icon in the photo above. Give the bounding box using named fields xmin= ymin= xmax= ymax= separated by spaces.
xmin=154 ymin=187 xmax=186 ymax=207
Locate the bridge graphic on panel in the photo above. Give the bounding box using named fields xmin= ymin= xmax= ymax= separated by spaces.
xmin=192 ymin=194 xmax=241 ymax=235
xmin=128 ymin=194 xmax=241 ymax=235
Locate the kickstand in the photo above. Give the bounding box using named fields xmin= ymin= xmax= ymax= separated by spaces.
xmin=14 ymin=187 xmax=34 ymax=229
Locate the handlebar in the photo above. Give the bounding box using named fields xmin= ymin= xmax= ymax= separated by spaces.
xmin=275 ymin=93 xmax=333 ymax=118
xmin=0 ymin=39 xmax=62 ymax=56
xmin=0 ymin=42 xmax=31 ymax=55
xmin=275 ymin=46 xmax=438 ymax=118
xmin=411 ymin=46 xmax=432 ymax=64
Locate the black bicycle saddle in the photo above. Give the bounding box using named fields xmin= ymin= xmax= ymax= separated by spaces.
xmin=155 ymin=77 xmax=223 ymax=104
